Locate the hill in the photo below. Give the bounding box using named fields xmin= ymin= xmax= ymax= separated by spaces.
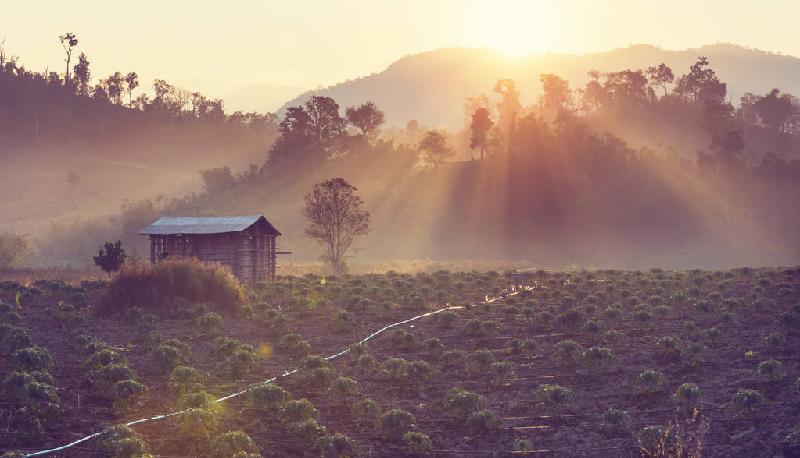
xmin=279 ymin=44 xmax=800 ymax=128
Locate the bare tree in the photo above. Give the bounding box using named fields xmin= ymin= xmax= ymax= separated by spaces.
xmin=125 ymin=72 xmax=139 ymax=106
xmin=303 ymin=178 xmax=371 ymax=274
xmin=59 ymin=32 xmax=78 ymax=84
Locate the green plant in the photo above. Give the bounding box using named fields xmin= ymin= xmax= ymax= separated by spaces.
xmin=249 ymin=383 xmax=290 ymax=414
xmin=111 ymin=379 xmax=147 ymax=412
xmin=443 ymin=387 xmax=486 ymax=421
xmin=89 ymin=364 xmax=135 ymax=394
xmin=100 ymin=425 xmax=153 ymax=458
xmin=636 ymin=370 xmax=666 ymax=394
xmin=553 ymin=340 xmax=584 ymax=366
xmin=440 ymin=350 xmax=465 ymax=371
xmin=466 ymin=409 xmax=498 ymax=435
xmin=353 ymin=398 xmax=382 ymax=426
xmin=11 ymin=346 xmax=54 ymax=372
xmin=383 ymin=357 xmax=409 ymax=380
xmin=583 ymin=347 xmax=614 ymax=372
xmin=209 ymin=431 xmax=260 ymax=458
xmin=317 ymin=432 xmax=359 ymax=458
xmin=379 ymin=408 xmax=415 ymax=440
xmin=758 ymin=359 xmax=786 ymax=382
xmin=147 ymin=343 xmax=183 ymax=375
xmin=765 ymin=332 xmax=786 ymax=353
xmin=177 ymin=408 xmax=218 ymax=443
xmin=227 ymin=346 xmax=260 ymax=379
xmin=406 ymin=360 xmax=436 ymax=384
xmin=196 ymin=312 xmax=224 ymax=337
xmin=178 ymin=391 xmax=218 ymax=412
xmin=169 ymin=366 xmax=204 ymax=395
xmin=465 ymin=349 xmax=495 ymax=376
xmin=331 ymin=376 xmax=360 ymax=399
xmin=536 ymin=384 xmax=575 ymax=409
xmin=488 ymin=361 xmax=514 ymax=387
xmin=289 ymin=418 xmax=327 ymax=442
xmin=402 ymin=431 xmax=432 ymax=455
xmin=731 ymin=389 xmax=766 ymax=416
xmin=283 ymin=398 xmax=319 ymax=422
xmin=672 ymin=383 xmax=702 ymax=413
xmin=601 ymin=407 xmax=631 ymax=435
xmin=278 ymin=333 xmax=311 ymax=358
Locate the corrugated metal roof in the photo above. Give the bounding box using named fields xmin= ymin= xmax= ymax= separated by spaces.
xmin=138 ymin=215 xmax=277 ymax=235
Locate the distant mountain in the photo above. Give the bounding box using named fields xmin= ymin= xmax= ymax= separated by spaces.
xmin=278 ymin=44 xmax=800 ymax=128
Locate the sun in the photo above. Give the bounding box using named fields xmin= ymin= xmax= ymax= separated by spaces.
xmin=462 ymin=0 xmax=564 ymax=57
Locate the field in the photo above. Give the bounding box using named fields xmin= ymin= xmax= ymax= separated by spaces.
xmin=1 ymin=267 xmax=800 ymax=457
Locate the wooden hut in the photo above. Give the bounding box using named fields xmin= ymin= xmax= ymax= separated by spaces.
xmin=138 ymin=215 xmax=282 ymax=284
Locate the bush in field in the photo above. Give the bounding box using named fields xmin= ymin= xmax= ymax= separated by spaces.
xmin=178 ymin=408 xmax=218 ymax=443
xmin=654 ymin=336 xmax=683 ymax=364
xmin=731 ymin=389 xmax=766 ymax=416
xmin=601 ymin=407 xmax=631 ymax=435
xmin=331 ymin=376 xmax=360 ymax=399
xmin=356 ymin=354 xmax=378 ymax=375
xmin=0 ymin=327 xmax=32 ymax=355
xmin=13 ymin=380 xmax=61 ymax=418
xmin=466 ymin=409 xmax=498 ymax=435
xmin=583 ymin=347 xmax=614 ymax=372
xmin=100 ymin=425 xmax=153 ymax=458
xmin=89 ymin=364 xmax=135 ymax=393
xmin=11 ymin=346 xmax=54 ymax=372
xmin=637 ymin=426 xmax=672 ymax=457
xmin=169 ymin=366 xmax=204 ymax=395
xmin=465 ymin=349 xmax=495 ymax=376
xmin=250 ymin=383 xmax=290 ymax=414
xmin=3 ymin=371 xmax=54 ymax=398
xmin=227 ymin=346 xmax=261 ymax=379
xmin=391 ymin=329 xmax=417 ymax=351
xmin=557 ymin=308 xmax=585 ymax=330
xmin=553 ymin=340 xmax=584 ymax=366
xmin=278 ymin=333 xmax=311 ymax=358
xmin=758 ymin=360 xmax=786 ymax=382
xmin=440 ymin=350 xmax=465 ymax=371
xmin=178 ymin=391 xmax=218 ymax=411
xmin=765 ymin=332 xmax=786 ymax=353
xmin=111 ymin=379 xmax=147 ymax=412
xmin=435 ymin=310 xmax=458 ymax=329
xmin=636 ymin=370 xmax=667 ymax=394
xmin=317 ymin=433 xmax=359 ymax=458
xmin=209 ymin=431 xmax=260 ymax=458
xmin=443 ymin=387 xmax=486 ymax=421
xmin=509 ymin=338 xmax=537 ymax=356
xmin=98 ymin=259 xmax=245 ymax=315
xmin=672 ymin=383 xmax=702 ymax=413
xmin=403 ymin=431 xmax=432 ymax=455
xmin=406 ymin=360 xmax=436 ymax=384
xmin=284 ymin=398 xmax=319 ymax=422
xmin=383 ymin=357 xmax=409 ymax=380
xmin=682 ymin=342 xmax=708 ymax=367
xmin=380 ymin=409 xmax=416 ymax=441
xmin=196 ymin=312 xmax=224 ymax=337
xmin=147 ymin=343 xmax=184 ymax=375
xmin=353 ymin=399 xmax=382 ymax=426
xmin=422 ymin=337 xmax=443 ymax=355
xmin=536 ymin=384 xmax=575 ymax=409
xmin=85 ymin=348 xmax=125 ymax=370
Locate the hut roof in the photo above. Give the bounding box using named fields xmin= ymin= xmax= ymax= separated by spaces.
xmin=138 ymin=215 xmax=281 ymax=236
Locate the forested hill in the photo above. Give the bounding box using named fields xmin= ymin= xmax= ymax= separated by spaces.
xmin=279 ymin=44 xmax=800 ymax=128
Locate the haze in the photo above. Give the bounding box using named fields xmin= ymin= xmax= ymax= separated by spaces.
xmin=4 ymin=0 xmax=800 ymax=112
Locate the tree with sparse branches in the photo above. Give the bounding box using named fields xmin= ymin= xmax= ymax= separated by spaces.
xmin=303 ymin=178 xmax=371 ymax=275
xmin=93 ymin=240 xmax=127 ymax=278
xmin=59 ymin=32 xmax=78 ymax=84
xmin=470 ymin=107 xmax=493 ymax=160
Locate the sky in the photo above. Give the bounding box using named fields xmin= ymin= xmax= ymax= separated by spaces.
xmin=2 ymin=0 xmax=798 ymax=110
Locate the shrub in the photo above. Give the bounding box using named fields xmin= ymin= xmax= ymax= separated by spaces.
xmin=443 ymin=387 xmax=486 ymax=421
xmin=356 ymin=354 xmax=378 ymax=374
xmin=353 ymin=399 xmax=381 ymax=426
xmin=682 ymin=342 xmax=708 ymax=367
xmin=147 ymin=343 xmax=184 ymax=375
xmin=465 ymin=349 xmax=495 ymax=376
xmin=227 ymin=346 xmax=261 ymax=379
xmin=636 ymin=370 xmax=666 ymax=394
xmin=317 ymin=433 xmax=359 ymax=458
xmin=391 ymin=330 xmax=417 ymax=351
xmin=111 ymin=379 xmax=147 ymax=412
xmin=11 ymin=346 xmax=54 ymax=373
xmin=209 ymin=431 xmax=260 ymax=458
xmin=637 ymin=426 xmax=671 ymax=457
xmin=731 ymin=389 xmax=766 ymax=416
xmin=435 ymin=310 xmax=458 ymax=328
xmin=98 ymin=259 xmax=245 ymax=315
xmin=85 ymin=349 xmax=125 ymax=370
xmin=383 ymin=357 xmax=409 ymax=380
xmin=765 ymin=332 xmax=786 ymax=353
xmin=331 ymin=376 xmax=360 ymax=399
xmin=758 ymin=360 xmax=786 ymax=382
xmin=169 ymin=366 xmax=204 ymax=395
xmin=0 ymin=328 xmax=32 ymax=355
xmin=3 ymin=371 xmax=54 ymax=398
xmin=557 ymin=308 xmax=585 ymax=330
xmin=536 ymin=384 xmax=575 ymax=408
xmin=178 ymin=408 xmax=218 ymax=442
xmin=509 ymin=338 xmax=537 ymax=356
xmin=466 ymin=409 xmax=498 ymax=435
xmin=250 ymin=383 xmax=290 ymax=414
xmin=601 ymin=407 xmax=631 ymax=435
xmin=278 ymin=333 xmax=311 ymax=358
xmin=583 ymin=347 xmax=614 ymax=371
xmin=553 ymin=340 xmax=584 ymax=366
xmin=290 ymin=418 xmax=326 ymax=442
xmin=406 ymin=360 xmax=436 ymax=384
xmin=422 ymin=337 xmax=443 ymax=355
xmin=100 ymin=425 xmax=152 ymax=458
xmin=403 ymin=431 xmax=432 ymax=455
xmin=89 ymin=364 xmax=135 ymax=394
xmin=178 ymin=391 xmax=217 ymax=411
xmin=196 ymin=312 xmax=224 ymax=337
xmin=672 ymin=383 xmax=702 ymax=413
xmin=440 ymin=350 xmax=465 ymax=371
xmin=283 ymin=398 xmax=318 ymax=422
xmin=380 ymin=409 xmax=415 ymax=441
xmin=14 ymin=380 xmax=61 ymax=417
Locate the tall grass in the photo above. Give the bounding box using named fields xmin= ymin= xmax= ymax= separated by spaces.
xmin=98 ymin=259 xmax=244 ymax=315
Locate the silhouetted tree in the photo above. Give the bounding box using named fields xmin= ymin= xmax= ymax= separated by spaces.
xmin=493 ymin=79 xmax=521 ymax=141
xmin=303 ymin=178 xmax=371 ymax=275
xmin=709 ymin=129 xmax=746 ymax=170
xmin=646 ymin=63 xmax=674 ymax=98
xmin=470 ymin=107 xmax=493 ymax=160
xmin=418 ymin=130 xmax=454 ymax=166
xmin=346 ymin=102 xmax=384 ymax=140
xmin=73 ymin=52 xmax=91 ymax=96
xmin=93 ymin=240 xmax=127 ymax=277
xmin=539 ymin=74 xmax=572 ymax=120
xmin=752 ymin=89 xmax=798 ymax=134
xmin=125 ymin=72 xmax=139 ymax=106
xmin=59 ymin=32 xmax=78 ymax=84
xmin=674 ymin=57 xmax=726 ymax=105
xmin=268 ymin=96 xmax=346 ymax=168
xmin=105 ymin=72 xmax=125 ymax=105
